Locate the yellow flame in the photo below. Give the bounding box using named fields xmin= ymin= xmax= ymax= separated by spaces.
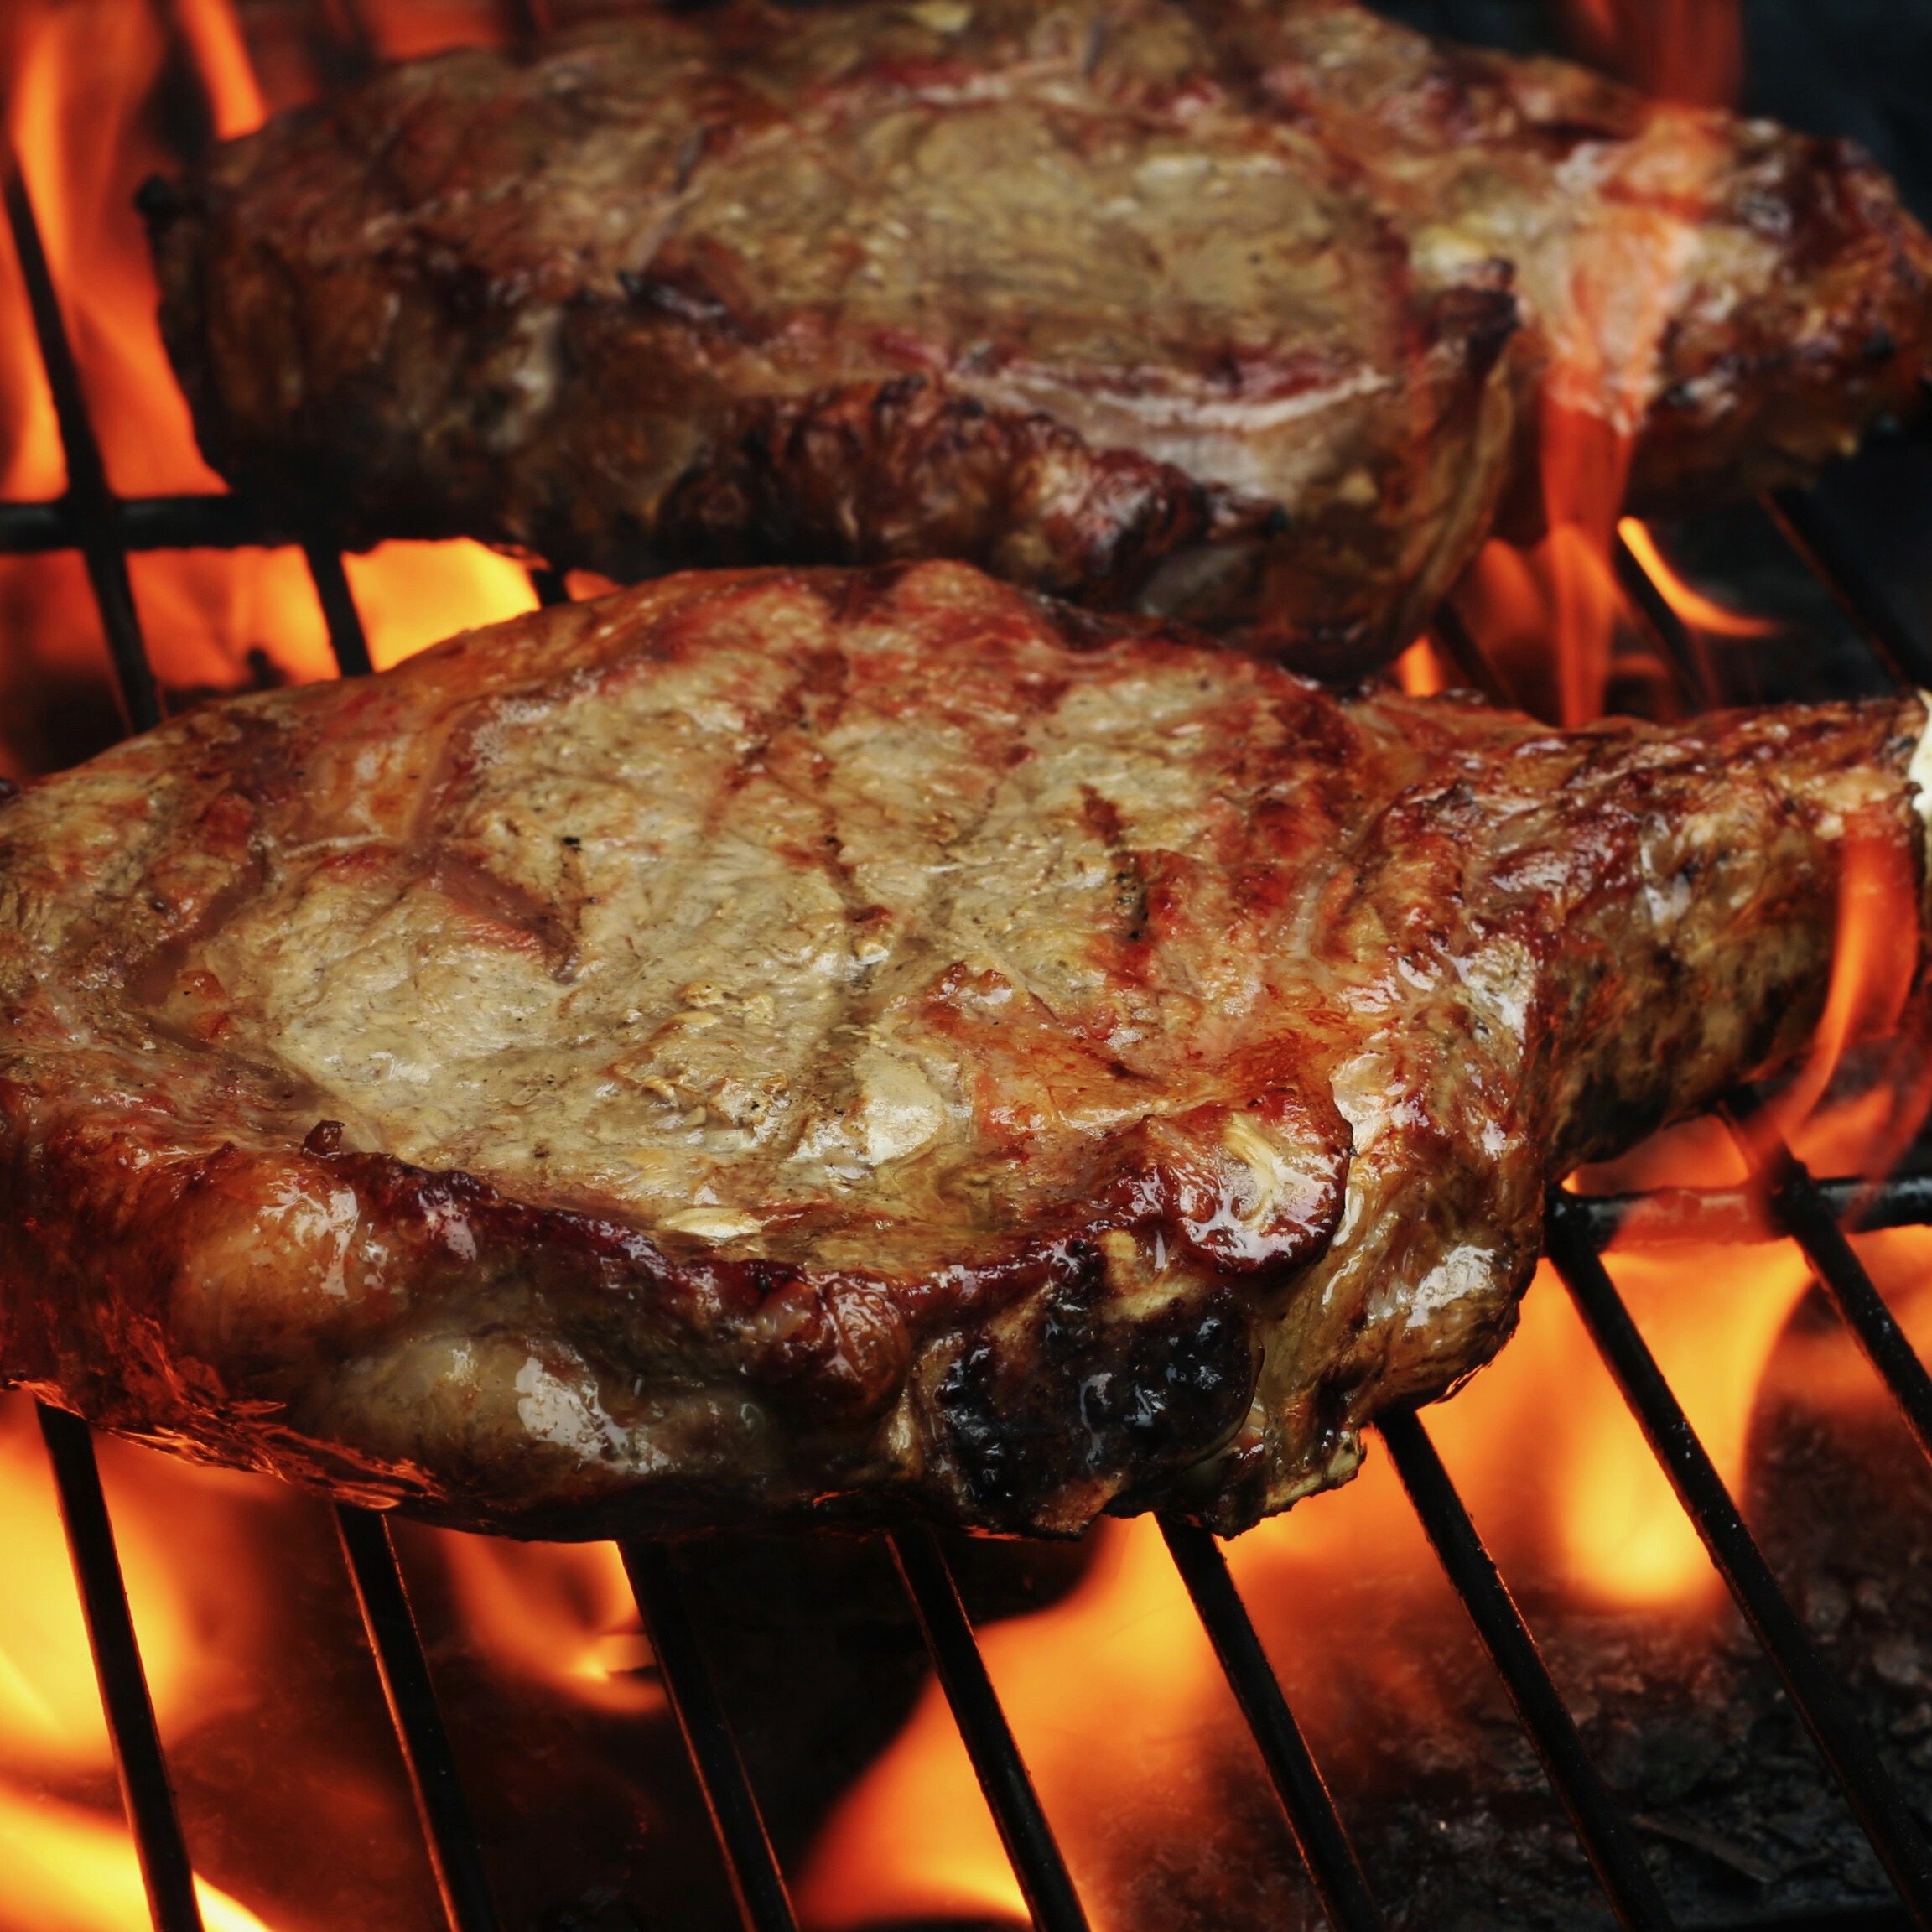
xmin=344 ymin=542 xmax=539 ymax=670
xmin=0 ymin=1787 xmax=276 ymax=1932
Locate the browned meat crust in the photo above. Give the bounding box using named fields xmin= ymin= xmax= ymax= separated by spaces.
xmin=144 ymin=0 xmax=1932 ymax=675
xmin=0 ymin=561 xmax=1925 ymax=1537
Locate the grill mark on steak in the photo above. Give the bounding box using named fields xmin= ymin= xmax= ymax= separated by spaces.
xmin=0 ymin=560 xmax=1925 ymax=1537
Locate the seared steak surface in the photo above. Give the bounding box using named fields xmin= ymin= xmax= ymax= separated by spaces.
xmin=0 ymin=563 xmax=1924 ymax=1536
xmin=146 ymin=0 xmax=1932 ymax=674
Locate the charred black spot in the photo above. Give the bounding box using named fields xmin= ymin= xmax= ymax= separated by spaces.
xmin=932 ymin=1286 xmax=1256 ymax=1523
xmin=133 ymin=173 xmax=183 ymax=230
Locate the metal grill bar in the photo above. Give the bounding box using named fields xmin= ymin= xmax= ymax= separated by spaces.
xmin=1571 ymin=1170 xmax=1932 ymax=1248
xmin=1763 ymin=486 xmax=1932 ymax=689
xmin=335 ymin=1506 xmax=501 ymax=1932
xmin=0 ymin=492 xmax=269 ymax=553
xmin=1428 ymin=600 xmax=1514 ymax=705
xmin=1379 ymin=1408 xmax=1676 ymax=1932
xmin=1613 ymin=527 xmax=1716 ymax=707
xmin=619 ymin=1540 xmax=799 ymax=1932
xmin=1722 ymin=1107 xmax=1932 ymax=1470
xmin=1157 ymin=1514 xmax=1388 ymax=1932
xmin=888 ymin=1528 xmax=1092 ymax=1932
xmin=37 ymin=1405 xmax=206 ymax=1932
xmin=304 ymin=541 xmax=377 ymax=678
xmin=3 ymin=153 xmax=160 ymax=731
xmin=1544 ymin=1193 xmax=1932 ymax=1927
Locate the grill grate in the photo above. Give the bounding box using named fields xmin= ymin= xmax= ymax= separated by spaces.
xmin=7 ymin=75 xmax=1932 ymax=1932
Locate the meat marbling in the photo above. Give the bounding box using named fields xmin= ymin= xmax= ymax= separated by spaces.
xmin=143 ymin=0 xmax=1932 ymax=676
xmin=0 ymin=562 xmax=1926 ymax=1537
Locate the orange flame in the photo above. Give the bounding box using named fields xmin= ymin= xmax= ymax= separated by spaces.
xmin=0 ymin=1393 xmax=292 ymax=1932
xmin=1619 ymin=519 xmax=1776 ymax=637
xmin=1765 ymin=828 xmax=1923 ymax=1147
xmin=1559 ymin=0 xmax=1744 ymax=107
xmin=428 ymin=1532 xmax=662 ymax=1716
xmin=0 ymin=0 xmax=536 ymax=769
xmin=345 ymin=542 xmax=540 ymax=671
xmin=0 ymin=1791 xmax=278 ymax=1932
xmin=170 ymin=0 xmax=268 ymax=142
xmin=1391 ymin=636 xmax=1448 ymax=697
xmin=799 ymin=1202 xmax=1851 ymax=1925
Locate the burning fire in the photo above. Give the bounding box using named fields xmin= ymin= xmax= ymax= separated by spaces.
xmin=0 ymin=0 xmax=534 ymax=776
xmin=426 ymin=1531 xmax=660 ymax=1716
xmin=0 ymin=1389 xmax=281 ymax=1931
xmin=0 ymin=1794 xmax=277 ymax=1932
xmin=3 ymin=5 xmax=1929 ymax=1930
xmin=802 ymin=1199 xmax=1925 ymax=1929
xmin=1618 ymin=519 xmax=1775 ymax=638
xmin=1558 ymin=0 xmax=1745 ymax=106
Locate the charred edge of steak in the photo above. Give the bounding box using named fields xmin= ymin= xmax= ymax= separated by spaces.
xmin=653 ymin=374 xmax=1280 ymax=609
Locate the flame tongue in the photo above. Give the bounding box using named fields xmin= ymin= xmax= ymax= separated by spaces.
xmin=1559 ymin=0 xmax=1745 ymax=106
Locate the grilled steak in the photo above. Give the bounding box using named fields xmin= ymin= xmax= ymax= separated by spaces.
xmin=144 ymin=0 xmax=1932 ymax=676
xmin=1 ymin=562 xmax=1926 ymax=1537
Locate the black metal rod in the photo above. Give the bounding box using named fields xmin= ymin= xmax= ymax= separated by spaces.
xmin=0 ymin=497 xmax=76 ymax=553
xmin=304 ymin=543 xmax=376 ymax=678
xmin=887 ymin=1528 xmax=1091 ymax=1932
xmin=1612 ymin=527 xmax=1719 ymax=709
xmin=335 ymin=1505 xmax=501 ymax=1932
xmin=1379 ymin=1408 xmax=1676 ymax=1931
xmin=1428 ymin=600 xmax=1514 ymax=707
xmin=3 ymin=151 xmax=161 ymax=731
xmin=619 ymin=1541 xmax=797 ymax=1932
xmin=1571 ymin=1170 xmax=1932 ymax=1249
xmin=0 ymin=492 xmax=280 ymax=554
xmin=1157 ymin=1514 xmax=1388 ymax=1932
xmin=1763 ymin=486 xmax=1932 ymax=689
xmin=37 ymin=1404 xmax=206 ymax=1932
xmin=1722 ymin=1109 xmax=1932 ymax=1472
xmin=498 ymin=0 xmax=553 ymax=38
xmin=1545 ymin=1193 xmax=1932 ymax=1925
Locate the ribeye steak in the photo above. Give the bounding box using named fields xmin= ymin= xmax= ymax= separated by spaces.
xmin=0 ymin=563 xmax=1924 ymax=1535
xmin=144 ymin=0 xmax=1932 ymax=675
